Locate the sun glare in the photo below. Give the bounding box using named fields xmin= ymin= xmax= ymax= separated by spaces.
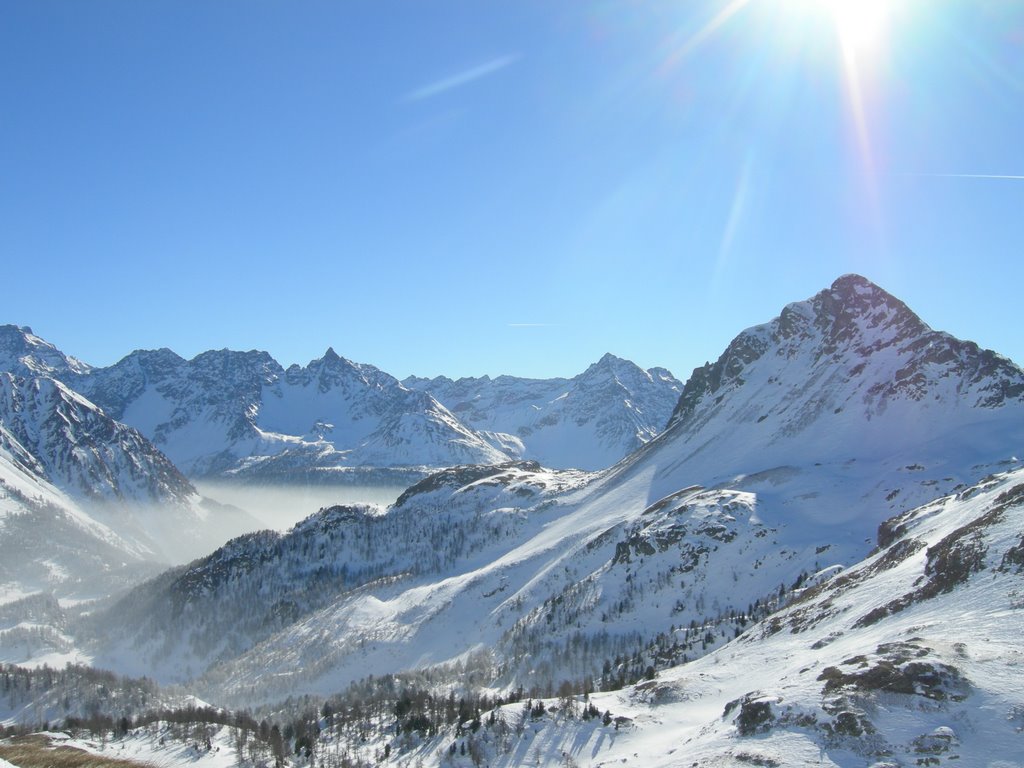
xmin=822 ymin=0 xmax=890 ymax=53
xmin=776 ymin=0 xmax=896 ymax=56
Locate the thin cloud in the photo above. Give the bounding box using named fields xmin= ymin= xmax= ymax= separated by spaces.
xmin=406 ymin=55 xmax=519 ymax=102
xmin=903 ymin=173 xmax=1024 ymax=181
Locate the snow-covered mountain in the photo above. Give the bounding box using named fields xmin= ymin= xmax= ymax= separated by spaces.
xmin=83 ymin=275 xmax=1024 ymax=709
xmin=662 ymin=272 xmax=1023 ymax=467
xmin=404 ymin=353 xmax=682 ymax=470
xmin=0 ymin=369 xmax=259 ymax=583
xmin=0 ymin=324 xmax=92 ymax=379
xmin=0 ymin=372 xmax=194 ymax=505
xmin=0 ymin=413 xmax=160 ymax=605
xmin=73 ymin=346 xmax=510 ymax=477
xmin=0 ymin=325 xmax=684 ymax=478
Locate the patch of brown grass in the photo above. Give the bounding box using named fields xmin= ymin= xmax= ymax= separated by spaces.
xmin=0 ymin=735 xmax=154 ymax=768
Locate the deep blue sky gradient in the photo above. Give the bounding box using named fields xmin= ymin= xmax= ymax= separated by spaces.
xmin=3 ymin=0 xmax=1023 ymax=378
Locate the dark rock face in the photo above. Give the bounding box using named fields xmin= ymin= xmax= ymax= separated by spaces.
xmin=818 ymin=641 xmax=970 ymax=702
xmin=0 ymin=372 xmax=194 ymax=503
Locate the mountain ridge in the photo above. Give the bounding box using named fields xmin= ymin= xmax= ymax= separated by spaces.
xmin=403 ymin=352 xmax=683 ymax=470
xmin=1 ymin=323 xmax=684 ymax=477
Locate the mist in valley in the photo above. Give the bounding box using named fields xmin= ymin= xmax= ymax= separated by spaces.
xmin=195 ymin=480 xmax=411 ymax=532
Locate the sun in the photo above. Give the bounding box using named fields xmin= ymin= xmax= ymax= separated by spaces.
xmin=819 ymin=0 xmax=891 ymax=53
xmin=781 ymin=0 xmax=895 ymax=56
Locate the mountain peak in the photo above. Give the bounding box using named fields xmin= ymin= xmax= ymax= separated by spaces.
xmin=830 ymin=272 xmax=884 ymax=296
xmin=582 ymin=352 xmax=641 ymax=380
xmin=821 ymin=273 xmax=905 ymax=316
xmin=307 ymin=347 xmax=366 ymax=379
xmin=668 ymin=274 xmax=1024 ymax=432
xmin=0 ymin=324 xmax=92 ymax=377
xmin=808 ymin=274 xmax=927 ymax=356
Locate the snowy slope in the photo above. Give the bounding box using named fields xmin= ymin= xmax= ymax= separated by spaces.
xmin=77 ymin=346 xmax=510 ymax=477
xmin=87 ymin=461 xmax=594 ymax=685
xmin=429 ymin=466 xmax=1024 ymax=768
xmin=51 ymin=462 xmax=1024 ymax=768
xmin=81 ymin=275 xmax=1024 ymax=708
xmin=0 ymin=435 xmax=160 ymax=606
xmin=404 ymin=353 xmax=682 ymax=470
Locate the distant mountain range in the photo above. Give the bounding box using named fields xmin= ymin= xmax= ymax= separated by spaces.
xmin=404 ymin=353 xmax=682 ymax=470
xmin=0 ymin=325 xmax=682 ymax=479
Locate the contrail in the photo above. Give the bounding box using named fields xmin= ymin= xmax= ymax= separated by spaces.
xmin=406 ymin=55 xmax=518 ymax=102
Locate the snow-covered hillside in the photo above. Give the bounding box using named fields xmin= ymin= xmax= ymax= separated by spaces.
xmin=33 ymin=463 xmax=1024 ymax=768
xmin=86 ymin=461 xmax=594 ymax=686
xmin=82 ymin=276 xmax=1024 ymax=711
xmin=404 ymin=353 xmax=682 ymax=470
xmin=405 ymin=466 xmax=1024 ymax=767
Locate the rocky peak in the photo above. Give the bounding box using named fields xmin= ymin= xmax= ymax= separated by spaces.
xmin=0 ymin=324 xmax=92 ymax=378
xmin=286 ymin=349 xmax=399 ymax=393
xmin=189 ymin=349 xmax=282 ymax=396
xmin=0 ymin=371 xmax=195 ymax=503
xmin=809 ymin=274 xmax=926 ymax=356
xmin=668 ymin=274 xmax=1024 ymax=430
xmin=578 ymin=353 xmax=653 ymax=392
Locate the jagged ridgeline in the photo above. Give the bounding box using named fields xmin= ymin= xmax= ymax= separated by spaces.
xmin=0 ymin=325 xmax=682 ymax=479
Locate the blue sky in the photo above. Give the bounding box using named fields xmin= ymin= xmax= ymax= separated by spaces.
xmin=2 ymin=0 xmax=1022 ymax=379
